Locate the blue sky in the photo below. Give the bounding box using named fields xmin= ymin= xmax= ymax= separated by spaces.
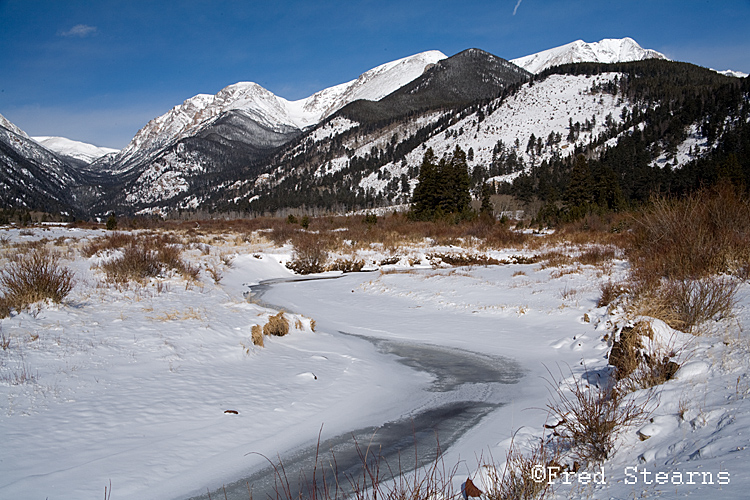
xmin=1 ymin=0 xmax=749 ymax=149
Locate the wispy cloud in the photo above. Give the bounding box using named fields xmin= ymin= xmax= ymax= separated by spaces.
xmin=60 ymin=24 xmax=98 ymax=37
xmin=513 ymin=0 xmax=523 ymax=16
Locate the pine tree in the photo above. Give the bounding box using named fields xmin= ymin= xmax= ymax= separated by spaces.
xmin=411 ymin=148 xmax=438 ymax=220
xmin=565 ymin=154 xmax=594 ymax=212
xmin=410 ymin=146 xmax=474 ymax=221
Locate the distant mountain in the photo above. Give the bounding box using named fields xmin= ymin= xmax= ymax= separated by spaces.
xmin=337 ymin=48 xmax=531 ymax=124
xmin=32 ymin=136 xmax=118 ymax=167
xmin=88 ymin=50 xmax=447 ymax=212
xmin=510 ymin=37 xmax=667 ymax=74
xmin=716 ymin=69 xmax=749 ymax=79
xmin=3 ymin=38 xmax=747 ymax=219
xmin=99 ymin=50 xmax=446 ymax=175
xmin=0 ymin=116 xmax=85 ymax=215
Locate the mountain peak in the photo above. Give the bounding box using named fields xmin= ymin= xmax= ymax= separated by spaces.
xmin=0 ymin=112 xmax=30 ymax=139
xmin=511 ymin=37 xmax=668 ymax=74
xmin=107 ymin=50 xmax=446 ymax=172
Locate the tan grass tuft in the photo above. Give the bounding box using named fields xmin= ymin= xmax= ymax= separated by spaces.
xmin=251 ymin=324 xmax=264 ymax=347
xmin=264 ymin=311 xmax=290 ymax=337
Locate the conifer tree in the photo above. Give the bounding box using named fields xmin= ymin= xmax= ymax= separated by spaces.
xmin=565 ymin=154 xmax=594 ymax=210
xmin=411 ymin=146 xmax=474 ymax=221
xmin=411 ymin=148 xmax=438 ymax=219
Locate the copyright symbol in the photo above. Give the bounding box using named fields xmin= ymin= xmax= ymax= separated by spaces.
xmin=531 ymin=465 xmax=546 ymax=483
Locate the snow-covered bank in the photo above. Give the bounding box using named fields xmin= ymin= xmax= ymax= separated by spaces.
xmin=2 ymin=226 xmax=750 ymax=499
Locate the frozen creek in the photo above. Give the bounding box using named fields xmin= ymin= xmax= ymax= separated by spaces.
xmin=190 ymin=275 xmax=524 ymax=500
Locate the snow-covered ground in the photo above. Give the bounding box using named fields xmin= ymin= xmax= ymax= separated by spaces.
xmin=1 ymin=226 xmax=750 ymax=499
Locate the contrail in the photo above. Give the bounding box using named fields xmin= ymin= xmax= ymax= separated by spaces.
xmin=513 ymin=0 xmax=523 ymax=15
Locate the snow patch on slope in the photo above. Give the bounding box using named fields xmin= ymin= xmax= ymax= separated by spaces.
xmin=32 ymin=136 xmax=119 ymax=163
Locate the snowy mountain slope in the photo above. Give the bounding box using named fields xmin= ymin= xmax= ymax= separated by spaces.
xmin=0 ymin=112 xmax=30 ymax=139
xmin=0 ymin=123 xmax=84 ymax=214
xmin=511 ymin=37 xmax=667 ymax=74
xmin=254 ymin=72 xmax=629 ymax=204
xmin=32 ymin=136 xmax=119 ymax=163
xmin=234 ymin=56 xmax=748 ymax=214
xmin=105 ymin=50 xmax=446 ymax=174
xmin=366 ymin=73 xmax=628 ymax=194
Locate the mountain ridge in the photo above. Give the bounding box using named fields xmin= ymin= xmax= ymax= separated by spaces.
xmin=2 ymin=37 xmax=746 ymax=219
xmin=510 ymin=37 xmax=667 ymax=74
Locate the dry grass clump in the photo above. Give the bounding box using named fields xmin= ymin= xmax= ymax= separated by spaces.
xmin=81 ymin=231 xmax=138 ymax=257
xmin=100 ymin=245 xmax=162 ymax=282
xmin=264 ymin=311 xmax=290 ymax=337
xmin=608 ymin=321 xmax=682 ymax=392
xmin=251 ymin=324 xmax=264 ymax=347
xmin=536 ymin=251 xmax=573 ymax=269
xmin=597 ymin=281 xmax=628 ymax=308
xmin=545 ymin=367 xmax=652 ymax=464
xmin=578 ymin=245 xmax=616 ymax=266
xmin=0 ymin=248 xmax=74 ymax=316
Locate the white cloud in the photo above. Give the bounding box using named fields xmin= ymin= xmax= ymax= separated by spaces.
xmin=60 ymin=24 xmax=98 ymax=37
xmin=513 ymin=0 xmax=523 ymax=16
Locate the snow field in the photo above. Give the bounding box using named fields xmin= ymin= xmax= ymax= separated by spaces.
xmin=1 ymin=226 xmax=750 ymax=499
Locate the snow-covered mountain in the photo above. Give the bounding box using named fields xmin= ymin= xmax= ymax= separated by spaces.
xmin=109 ymin=50 xmax=446 ymax=171
xmin=510 ymin=37 xmax=667 ymax=74
xmin=0 ymin=120 xmax=85 ymax=214
xmin=0 ymin=112 xmax=30 ymax=139
xmin=716 ymin=69 xmax=749 ymax=78
xmin=3 ymin=38 xmax=747 ymax=218
xmin=32 ymin=136 xmax=119 ymax=163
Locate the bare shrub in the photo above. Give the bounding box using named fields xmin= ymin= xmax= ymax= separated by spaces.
xmin=632 ymin=276 xmax=738 ymax=333
xmin=251 ymin=324 xmax=264 ymax=347
xmin=287 ymin=233 xmax=329 ymax=275
xmin=427 ymin=252 xmax=502 ymax=267
xmin=630 ymin=183 xmax=750 ymax=281
xmin=101 ymin=246 xmax=162 ymax=283
xmin=81 ymin=231 xmax=137 ymax=257
xmin=327 ymin=258 xmax=365 ymax=273
xmin=545 ymin=367 xmax=652 ymax=464
xmin=264 ymin=311 xmax=290 ymax=337
xmin=94 ymin=234 xmax=199 ymax=283
xmin=379 ymin=255 xmax=402 ymax=266
xmin=252 ymin=433 xmax=458 ymax=500
xmin=0 ymin=248 xmax=74 ymax=315
xmin=482 ymin=224 xmax=528 ymax=249
xmin=484 ymin=439 xmax=557 ymax=500
xmin=267 ymin=222 xmax=298 ymax=246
